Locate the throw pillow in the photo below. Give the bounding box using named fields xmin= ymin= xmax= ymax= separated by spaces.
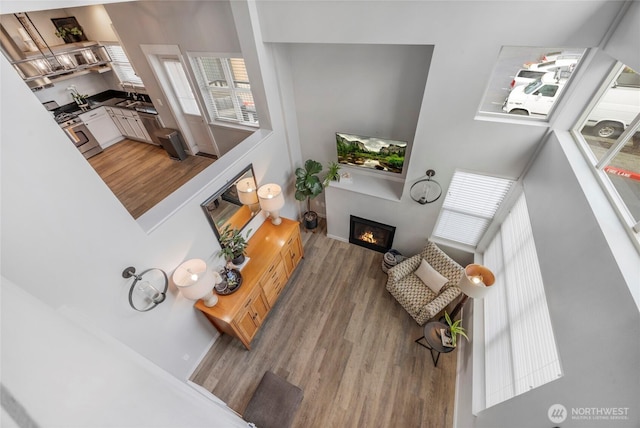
xmin=415 ymin=259 xmax=448 ymax=294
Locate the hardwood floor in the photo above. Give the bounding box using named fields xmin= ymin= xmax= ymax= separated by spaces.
xmin=191 ymin=222 xmax=457 ymax=427
xmin=88 ymin=139 xmax=215 ymax=218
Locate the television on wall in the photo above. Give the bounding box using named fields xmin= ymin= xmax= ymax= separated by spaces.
xmin=336 ymin=132 xmax=407 ymax=175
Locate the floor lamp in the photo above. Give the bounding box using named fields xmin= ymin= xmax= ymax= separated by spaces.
xmin=448 ymin=264 xmax=495 ymax=320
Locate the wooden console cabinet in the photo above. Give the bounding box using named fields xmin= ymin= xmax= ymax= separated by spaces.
xmin=195 ymin=218 xmax=303 ymax=349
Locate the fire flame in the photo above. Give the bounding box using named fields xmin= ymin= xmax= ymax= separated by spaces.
xmin=359 ymin=231 xmax=378 ymax=244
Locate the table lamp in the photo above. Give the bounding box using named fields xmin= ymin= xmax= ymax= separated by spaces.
xmin=449 ymin=264 xmax=495 ymax=320
xmin=173 ymin=258 xmax=222 ymax=307
xmin=258 ymin=183 xmax=285 ymax=225
xmin=236 ymin=177 xmax=260 ymax=214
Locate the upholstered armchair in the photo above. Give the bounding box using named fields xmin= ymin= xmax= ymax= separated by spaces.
xmin=386 ymin=241 xmax=464 ymax=325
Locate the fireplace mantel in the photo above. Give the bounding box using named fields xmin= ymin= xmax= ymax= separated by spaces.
xmin=327 ymin=169 xmax=404 ymax=201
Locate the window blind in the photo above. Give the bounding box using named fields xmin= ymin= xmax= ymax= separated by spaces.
xmin=433 ymin=171 xmax=514 ymax=247
xmin=189 ymin=55 xmax=258 ymax=126
xmin=482 ymin=193 xmax=563 ymax=408
xmin=103 ymin=44 xmax=143 ymax=87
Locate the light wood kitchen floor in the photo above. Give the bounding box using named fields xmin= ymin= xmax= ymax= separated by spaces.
xmin=88 ymin=139 xmax=215 ymax=219
xmin=191 ymin=223 xmax=457 ymax=427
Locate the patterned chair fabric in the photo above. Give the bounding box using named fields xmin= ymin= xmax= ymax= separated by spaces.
xmin=386 ymin=241 xmax=464 ymax=325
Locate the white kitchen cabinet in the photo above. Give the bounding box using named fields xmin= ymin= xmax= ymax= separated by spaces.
xmin=122 ymin=109 xmax=152 ymax=142
xmin=79 ymin=107 xmax=123 ymax=149
xmin=104 ymin=106 xmax=152 ymax=144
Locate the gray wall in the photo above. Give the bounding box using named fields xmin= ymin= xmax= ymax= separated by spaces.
xmin=286 ymin=43 xmax=432 ymax=177
xmin=261 ymin=0 xmax=623 ymax=255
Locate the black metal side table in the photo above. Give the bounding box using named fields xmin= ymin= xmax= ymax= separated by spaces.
xmin=415 ymin=320 xmax=455 ymax=367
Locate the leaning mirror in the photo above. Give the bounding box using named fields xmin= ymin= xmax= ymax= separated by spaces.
xmin=201 ymin=164 xmax=260 ymax=240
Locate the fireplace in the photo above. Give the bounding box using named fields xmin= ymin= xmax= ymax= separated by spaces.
xmin=349 ymin=215 xmax=396 ymax=253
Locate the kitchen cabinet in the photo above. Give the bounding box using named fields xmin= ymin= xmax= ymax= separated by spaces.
xmin=195 ymin=218 xmax=304 ymax=349
xmin=79 ymin=107 xmax=122 ymax=149
xmin=104 ymin=106 xmax=152 ymax=144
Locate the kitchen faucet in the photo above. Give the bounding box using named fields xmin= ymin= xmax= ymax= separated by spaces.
xmin=121 ymin=81 xmax=138 ymax=100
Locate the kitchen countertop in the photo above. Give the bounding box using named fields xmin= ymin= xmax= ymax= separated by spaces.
xmin=52 ymin=90 xmax=158 ymax=117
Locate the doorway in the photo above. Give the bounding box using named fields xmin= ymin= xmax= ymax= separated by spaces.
xmin=141 ymin=45 xmax=219 ymax=156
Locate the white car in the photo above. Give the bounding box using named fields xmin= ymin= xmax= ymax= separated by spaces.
xmin=503 ymin=73 xmax=566 ymax=116
xmin=584 ymin=83 xmax=640 ymax=138
xmin=510 ymin=69 xmax=548 ymax=89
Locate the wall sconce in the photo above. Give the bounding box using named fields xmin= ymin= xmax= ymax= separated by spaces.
xmin=449 ymin=264 xmax=495 ymax=319
xmin=122 ymin=266 xmax=168 ymax=312
xmin=236 ymin=177 xmax=260 ymax=214
xmin=258 ymin=183 xmax=285 ymax=225
xmin=410 ymin=169 xmax=442 ymax=204
xmin=172 ymin=259 xmax=222 ymax=307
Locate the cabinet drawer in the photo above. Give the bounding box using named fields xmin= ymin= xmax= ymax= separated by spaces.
xmin=260 ymin=258 xmax=287 ymax=307
xmin=281 ymin=231 xmax=303 ymax=275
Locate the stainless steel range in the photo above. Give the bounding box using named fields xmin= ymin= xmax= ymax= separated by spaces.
xmin=55 ymin=112 xmax=102 ymax=159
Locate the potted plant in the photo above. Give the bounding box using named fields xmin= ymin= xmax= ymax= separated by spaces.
xmin=218 ymin=225 xmax=251 ymax=265
xmin=323 ymin=161 xmax=341 ymax=187
xmin=55 ymin=26 xmax=83 ymax=43
xmin=294 ymin=159 xmax=324 ymax=229
xmin=443 ymin=311 xmax=469 ymax=347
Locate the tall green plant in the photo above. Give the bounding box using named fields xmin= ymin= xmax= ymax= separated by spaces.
xmin=294 ymin=159 xmax=323 ymax=213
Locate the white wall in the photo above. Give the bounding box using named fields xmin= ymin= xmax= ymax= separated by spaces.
xmin=0 ymin=0 xmax=298 ymax=383
xmin=32 ymin=71 xmax=113 ymax=105
xmin=1 ymin=278 xmax=248 ymax=427
xmin=261 ymin=0 xmax=623 ymax=255
xmin=454 ymin=132 xmax=640 ymax=428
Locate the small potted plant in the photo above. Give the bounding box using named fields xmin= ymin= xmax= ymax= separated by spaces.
xmin=55 ymin=26 xmax=83 ymax=43
xmin=218 ymin=225 xmax=251 ymax=265
xmin=443 ymin=311 xmax=469 ymax=347
xmin=294 ymin=159 xmax=324 ymax=229
xmin=323 ymin=161 xmax=341 ymax=187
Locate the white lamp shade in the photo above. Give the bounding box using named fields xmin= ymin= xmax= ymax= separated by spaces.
xmin=173 ymin=259 xmax=217 ymax=301
xmin=257 ymin=184 xmax=285 ymax=212
xmin=458 ymin=264 xmax=495 ymax=299
xmin=236 ymin=178 xmax=259 ymax=205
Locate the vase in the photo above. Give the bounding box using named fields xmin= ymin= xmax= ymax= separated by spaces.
xmin=231 ymin=254 xmax=245 ymax=265
xmin=304 ymin=211 xmax=318 ymax=229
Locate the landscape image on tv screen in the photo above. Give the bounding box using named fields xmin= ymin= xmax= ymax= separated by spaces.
xmin=336 ymin=132 xmax=407 ymax=174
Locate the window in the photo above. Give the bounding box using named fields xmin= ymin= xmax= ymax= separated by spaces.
xmin=103 ymin=43 xmax=144 ymax=88
xmin=432 ymin=171 xmax=515 ymax=248
xmin=479 ymin=46 xmax=585 ymax=119
xmin=188 ymin=55 xmax=258 ymax=126
xmin=574 ymin=63 xmax=640 ymax=243
xmin=482 ymin=193 xmax=563 ymax=408
xmin=161 ymin=58 xmax=200 ymax=115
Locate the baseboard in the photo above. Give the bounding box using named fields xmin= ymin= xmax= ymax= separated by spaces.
xmin=327 ymin=233 xmax=348 ymax=243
